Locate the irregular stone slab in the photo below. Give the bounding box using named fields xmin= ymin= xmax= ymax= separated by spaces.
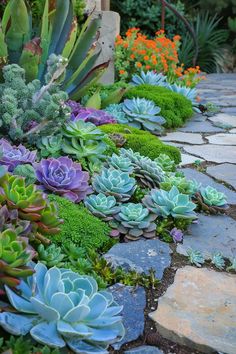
xmin=177 ymin=214 xmax=236 ymax=260
xmin=149 ymin=266 xmax=236 ymax=354
xmin=207 ymin=164 xmax=236 ymax=190
xmin=181 ymin=168 xmax=236 ymax=205
xmin=160 ymin=132 xmax=204 ymax=145
xmin=104 ymin=239 xmax=172 ymax=280
xmin=179 ymin=120 xmax=225 ymax=133
xmin=124 ymin=346 xmax=164 ymax=354
xmin=183 ymin=144 xmax=236 ymax=164
xmin=222 ymin=107 xmax=236 ymax=114
xmin=180 ymin=154 xmax=204 ymax=166
xmin=206 ymin=133 xmax=236 ymax=145
xmin=110 ymin=284 xmax=146 ymax=350
xmin=229 ymin=128 xmax=236 ymax=133
xmin=208 ymin=113 xmax=236 ymax=128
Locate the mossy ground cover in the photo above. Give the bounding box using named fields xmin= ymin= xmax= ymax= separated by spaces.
xmin=125 ymin=84 xmax=194 ymax=128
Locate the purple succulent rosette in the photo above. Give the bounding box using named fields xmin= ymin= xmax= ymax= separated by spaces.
xmin=34 ymin=156 xmax=93 ymax=203
xmin=0 ymin=138 xmax=37 ymax=172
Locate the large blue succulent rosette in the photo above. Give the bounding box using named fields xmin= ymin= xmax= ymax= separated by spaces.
xmin=0 ymin=263 xmax=125 ymax=354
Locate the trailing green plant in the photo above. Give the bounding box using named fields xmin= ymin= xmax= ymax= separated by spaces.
xmin=37 ymin=243 xmax=65 ymax=267
xmin=0 ymin=0 xmax=108 ymax=99
xmin=125 ymin=85 xmax=193 ymax=128
xmin=187 ymin=248 xmax=205 ymax=267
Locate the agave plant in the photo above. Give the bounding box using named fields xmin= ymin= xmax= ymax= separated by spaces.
xmin=0 ymin=0 xmax=109 ymax=99
xmin=121 ymin=98 xmax=166 ymax=134
xmin=154 ymin=154 xmax=176 ymax=173
xmin=195 ymin=186 xmax=228 ymax=214
xmin=112 ymin=203 xmax=157 ymax=241
xmin=143 ymin=186 xmax=197 ymax=219
xmin=0 ymin=229 xmax=35 ymax=294
xmin=84 ymin=193 xmax=120 ymax=221
xmin=92 ymin=167 xmax=136 ymax=202
xmin=166 ymin=83 xmax=198 ymax=105
xmin=108 ymin=153 xmax=134 ymax=173
xmin=0 ymin=263 xmax=125 ymax=352
xmin=37 ymin=244 xmax=65 ymax=267
xmin=131 ymin=71 xmax=167 ymax=86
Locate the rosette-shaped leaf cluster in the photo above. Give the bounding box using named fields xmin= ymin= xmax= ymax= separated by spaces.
xmin=143 ymin=186 xmax=197 ymax=219
xmin=85 ymin=193 xmax=120 ymax=221
xmin=37 ymin=135 xmax=63 ymax=158
xmin=160 ymin=174 xmax=197 ymax=195
xmin=92 ymin=168 xmax=136 ymax=202
xmin=195 ymin=186 xmax=228 ymax=214
xmin=0 ymin=229 xmax=35 ymax=294
xmin=154 ymin=154 xmax=176 ymax=173
xmin=0 ymin=205 xmax=31 ymax=236
xmin=166 ymin=83 xmax=198 ymax=105
xmin=34 ymin=157 xmax=92 ymax=203
xmin=113 ymin=203 xmax=157 ymax=240
xmin=0 ymin=139 xmax=37 ymax=172
xmin=122 ymin=98 xmax=166 ymax=134
xmin=0 ymin=263 xmax=125 ymax=353
xmin=108 ymin=153 xmax=134 ymax=173
xmin=37 ymin=244 xmax=65 ymax=268
xmin=131 ymin=71 xmax=167 ymax=87
xmin=108 ymin=133 xmax=127 ymax=148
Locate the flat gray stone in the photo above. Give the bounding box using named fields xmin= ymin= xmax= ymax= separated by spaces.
xmin=110 ymin=284 xmax=146 ymax=349
xmin=177 ymin=214 xmax=236 ymax=260
xmin=179 ymin=120 xmax=225 ymax=133
xmin=124 ymin=346 xmax=164 ymax=354
xmin=104 ymin=239 xmax=172 ymax=280
xmin=229 ymin=128 xmax=236 ymax=133
xmin=221 ymin=107 xmax=236 ymax=114
xmin=180 ymin=154 xmax=204 ymax=166
xmin=206 ymin=164 xmax=236 ymax=190
xmin=208 ymin=113 xmax=236 ymax=128
xmin=181 ymin=168 xmax=236 ymax=205
xmin=160 ymin=132 xmax=204 ymax=145
xmin=149 ymin=266 xmax=236 ymax=354
xmin=183 ymin=144 xmax=236 ymax=164
xmin=206 ymin=133 xmax=236 ymax=145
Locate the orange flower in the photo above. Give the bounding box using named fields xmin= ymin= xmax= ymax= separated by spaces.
xmin=130 ymin=54 xmax=135 ymax=59
xmin=136 ymin=62 xmax=142 ymax=68
xmin=173 ymin=35 xmax=181 ymax=41
xmin=119 ymin=70 xmax=126 ymax=75
xmin=143 ymin=55 xmax=149 ymax=61
xmin=146 ymin=65 xmax=151 ymax=70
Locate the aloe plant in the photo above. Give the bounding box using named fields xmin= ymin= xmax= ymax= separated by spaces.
xmin=0 ymin=0 xmax=109 ymax=99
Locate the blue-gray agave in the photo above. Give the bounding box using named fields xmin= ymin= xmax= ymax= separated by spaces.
xmin=122 ymin=98 xmax=166 ymax=134
xmin=113 ymin=203 xmax=157 ymax=241
xmin=166 ymin=83 xmax=198 ymax=105
xmin=84 ymin=193 xmax=120 ymax=220
xmin=142 ymin=186 xmax=197 ymax=219
xmin=131 ymin=71 xmax=167 ymax=86
xmin=108 ymin=153 xmax=134 ymax=173
xmin=0 ymin=263 xmax=125 ymax=354
xmin=92 ymin=168 xmax=136 ymax=201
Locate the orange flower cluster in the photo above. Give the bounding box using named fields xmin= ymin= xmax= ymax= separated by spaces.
xmin=115 ymin=28 xmax=204 ymax=87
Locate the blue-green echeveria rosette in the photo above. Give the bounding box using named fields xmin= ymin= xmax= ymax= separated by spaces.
xmin=200 ymin=186 xmax=227 ymax=207
xmin=108 ymin=153 xmax=134 ymax=173
xmin=84 ymin=193 xmax=120 ymax=221
xmin=0 ymin=263 xmax=125 ymax=354
xmin=34 ymin=156 xmax=92 ymax=203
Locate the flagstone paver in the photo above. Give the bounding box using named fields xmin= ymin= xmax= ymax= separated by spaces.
xmin=179 ymin=119 xmax=225 ymax=133
xmin=206 ymin=133 xmax=236 ymax=145
xmin=124 ymin=346 xmax=164 ymax=354
xmin=149 ymin=267 xmax=236 ymax=354
xmin=183 ymin=144 xmax=236 ymax=164
xmin=160 ymin=132 xmax=204 ymax=145
xmin=180 ymin=154 xmax=204 ymax=166
xmin=208 ymin=113 xmax=236 ymax=128
xmin=206 ymin=164 xmax=236 ymax=189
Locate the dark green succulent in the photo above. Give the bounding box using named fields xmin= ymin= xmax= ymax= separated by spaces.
xmin=13 ymin=164 xmax=37 ymax=185
xmin=37 ymin=244 xmax=65 ymax=267
xmin=37 ymin=135 xmax=63 ymax=158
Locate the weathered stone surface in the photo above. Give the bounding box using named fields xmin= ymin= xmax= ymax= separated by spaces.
xmin=179 ymin=120 xmax=225 ymax=133
xmin=180 ymin=154 xmax=204 ymax=166
xmin=229 ymin=128 xmax=236 ymax=133
xmin=149 ymin=266 xmax=236 ymax=354
xmin=183 ymin=144 xmax=236 ymax=163
xmin=160 ymin=132 xmax=204 ymax=145
xmin=208 ymin=113 xmax=236 ymax=128
xmin=207 ymin=164 xmax=236 ymax=189
xmin=110 ymin=284 xmax=146 ymax=349
xmin=222 ymin=107 xmax=236 ymax=114
xmin=124 ymin=346 xmax=164 ymax=354
xmin=206 ymin=133 xmax=236 ymax=145
xmin=104 ymin=239 xmax=172 ymax=279
xmin=85 ymin=0 xmax=101 ymax=12
xmin=177 ymin=214 xmax=236 ymax=260
xmin=180 ymin=168 xmax=236 ymax=204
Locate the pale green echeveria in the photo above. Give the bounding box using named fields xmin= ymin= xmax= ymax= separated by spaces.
xmin=113 ymin=203 xmax=157 ymax=240
xmin=131 ymin=71 xmax=167 ymax=87
xmin=200 ymin=186 xmax=227 ymax=206
xmin=63 ymin=120 xmax=105 ymax=141
xmin=160 ymin=175 xmax=201 ymax=195
xmin=154 ymin=154 xmax=176 ymax=173
xmin=84 ymin=193 xmax=120 ymax=220
xmin=0 ymin=263 xmax=125 ymax=354
xmin=92 ymin=168 xmax=136 ymax=202
xmin=108 ymin=153 xmax=134 ymax=173
xmin=142 ymin=186 xmax=197 ymax=219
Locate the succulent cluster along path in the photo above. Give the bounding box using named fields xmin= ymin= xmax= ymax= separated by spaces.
xmin=106 ymin=74 xmax=236 ymax=354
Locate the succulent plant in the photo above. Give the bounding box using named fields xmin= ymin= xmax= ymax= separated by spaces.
xmin=154 ymin=154 xmax=176 ymax=172
xmin=143 ymin=186 xmax=197 ymax=219
xmin=187 ymin=249 xmax=205 ymax=267
xmin=108 ymin=153 xmax=134 ymax=173
xmin=37 ymin=244 xmax=65 ymax=267
xmin=69 ymin=103 xmax=117 ymax=126
xmin=13 ymin=164 xmax=37 ymax=185
xmin=170 ymin=227 xmax=183 ymax=243
xmin=0 ymin=263 xmax=125 ymax=352
xmin=200 ymin=186 xmax=227 ymax=207
xmin=0 ymin=139 xmax=37 ymax=172
xmin=0 ymin=205 xmax=31 ymax=236
xmin=112 ymin=203 xmax=157 ymax=240
xmin=131 ymin=71 xmax=167 ymax=86
xmin=166 ymin=83 xmax=198 ymax=105
xmin=84 ymin=193 xmax=120 ymax=221
xmin=0 ymin=229 xmax=35 ymax=294
xmin=122 ymin=98 xmax=166 ymax=134
xmin=108 ymin=133 xmax=127 ymax=148
xmin=120 ymin=148 xmax=142 ymax=164
xmin=105 ymin=103 xmax=127 ymax=122
xmin=211 ymin=252 xmax=225 ymax=270
xmin=63 ymin=120 xmax=105 ymax=141
xmin=37 ymin=135 xmax=63 ymax=158
xmin=160 ymin=174 xmax=200 ymax=195
xmin=226 ymin=258 xmax=236 ymax=272
xmin=34 ymin=157 xmax=92 ymax=203
xmin=92 ymin=167 xmax=136 ymax=202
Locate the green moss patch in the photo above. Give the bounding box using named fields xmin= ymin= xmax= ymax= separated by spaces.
xmin=125 ymin=84 xmax=193 ymax=128
xmin=100 ymin=124 xmax=181 ymax=163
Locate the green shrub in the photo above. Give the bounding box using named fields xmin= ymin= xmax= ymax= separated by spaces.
xmin=48 ymin=195 xmax=115 ymax=252
xmin=100 ymin=124 xmax=181 ymax=163
xmin=124 ymin=85 xmax=193 ymax=128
